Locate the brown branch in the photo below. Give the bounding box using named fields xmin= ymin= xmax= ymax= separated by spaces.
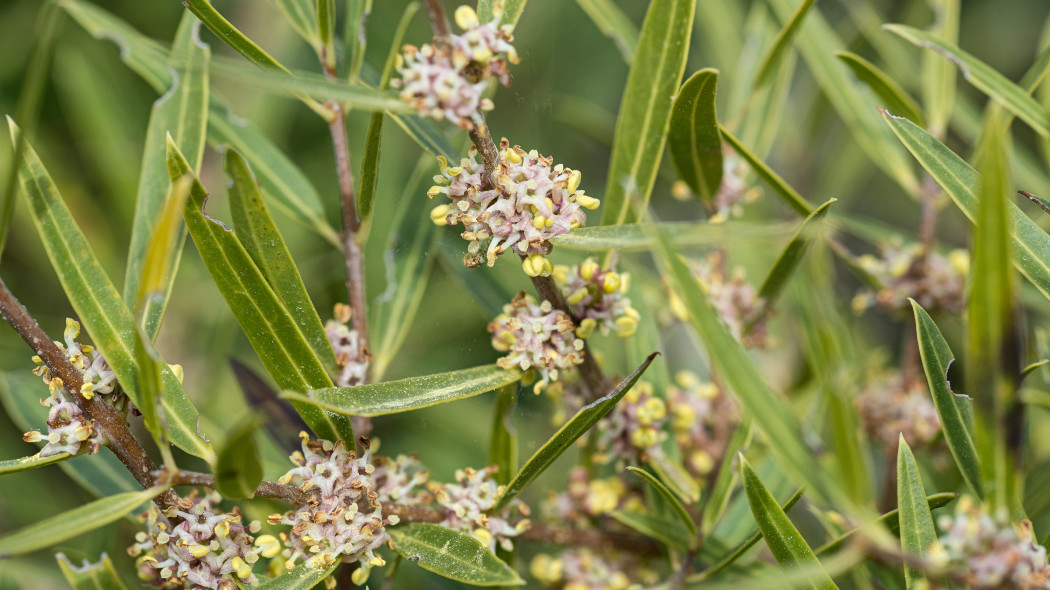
xmin=423 ymin=0 xmax=452 ymax=43
xmin=165 ymin=470 xmax=314 ymax=505
xmin=0 ymin=276 xmax=176 ymax=510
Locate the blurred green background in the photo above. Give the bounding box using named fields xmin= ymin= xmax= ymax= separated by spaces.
xmin=1 ymin=0 xmax=1050 ymax=587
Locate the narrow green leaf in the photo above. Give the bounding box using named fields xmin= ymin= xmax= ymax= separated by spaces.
xmin=183 ymin=0 xmax=289 ymax=72
xmin=317 ymin=0 xmax=336 ymax=73
xmin=911 ymin=300 xmax=982 ymax=498
xmin=8 ymin=121 xmax=213 ymax=461
xmin=269 ymin=0 xmax=320 ymax=47
xmin=626 ymin=466 xmax=698 ymax=538
xmin=897 ymin=436 xmax=936 ymax=589
xmin=388 ymin=523 xmax=524 ymax=586
xmin=57 ymin=553 xmax=129 ymax=590
xmin=647 ymin=453 xmax=701 ymax=506
xmin=601 ymin=0 xmax=696 ymax=225
xmin=357 ymin=115 xmax=384 ymax=226
xmin=0 ymin=452 xmax=71 ymax=476
xmin=59 ymin=0 xmax=171 ymax=90
xmin=754 ymin=198 xmax=836 ymax=313
xmin=720 ymin=127 xmax=814 ymax=216
xmin=346 ymin=0 xmax=372 ymax=82
xmin=251 ymin=562 xmax=338 ymax=589
xmin=610 ymin=510 xmax=692 ymax=549
xmin=131 ymin=321 xmax=168 ymax=451
xmin=550 ymin=220 xmax=795 ymax=252
xmin=0 ymin=1 xmax=61 ymax=262
xmin=922 ymin=0 xmax=959 ymax=137
xmin=701 ymin=417 xmax=753 ymax=535
xmin=167 ymin=137 xmax=353 ymax=443
xmin=1 ymin=371 xmax=139 ymax=497
xmin=690 ymin=486 xmax=804 ymax=583
xmin=814 ymin=493 xmax=957 ymax=556
xmin=489 ymin=383 xmax=518 ymax=485
xmin=1022 ymin=359 xmax=1049 ymax=381
xmin=0 ymin=486 xmax=168 ymax=558
xmin=767 ymin=0 xmax=918 ymax=194
xmin=282 ymin=364 xmax=523 ymax=417
xmin=225 ymin=149 xmax=336 ymax=373
xmin=214 ymin=416 xmax=263 ymax=499
xmin=740 ymin=458 xmax=838 ymax=590
xmin=137 ymin=176 xmax=192 ymax=308
xmin=653 ymin=228 xmax=841 ymax=504
xmin=123 ymin=13 xmax=210 ymax=339
xmin=885 ymin=24 xmax=1050 ymax=137
xmin=884 ymin=113 xmax=1050 ymax=301
xmin=668 ymin=69 xmax=723 ymax=205
xmin=495 ymin=353 xmax=657 ymax=510
xmin=835 ymin=51 xmax=925 ymax=127
xmin=968 ymin=111 xmax=1018 ymax=515
xmin=574 ymin=0 xmax=638 ymax=63
xmin=753 ymin=0 xmax=814 ymax=88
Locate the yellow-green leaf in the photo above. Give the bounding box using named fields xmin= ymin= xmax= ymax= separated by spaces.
xmin=387 ymin=523 xmax=525 ymax=586
xmin=57 ymin=553 xmax=130 ymax=590
xmin=668 ymin=69 xmax=723 ymax=205
xmin=897 ymin=436 xmax=936 ymax=589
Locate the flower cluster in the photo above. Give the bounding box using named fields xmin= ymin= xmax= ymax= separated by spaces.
xmin=543 ymin=467 xmax=637 ymax=527
xmin=431 ymin=465 xmax=530 ymax=552
xmin=429 ymin=140 xmax=599 ymax=270
xmin=32 ymin=318 xmax=119 ymax=402
xmin=22 ymin=379 xmax=105 ymax=457
xmin=325 ymin=303 xmax=370 ymax=387
xmin=372 ymin=453 xmax=431 ymax=505
xmin=128 ymin=491 xmax=275 ymax=590
xmin=394 ymin=5 xmax=518 ymax=129
xmin=268 ymin=435 xmax=393 ymax=582
xmin=672 ymin=150 xmax=761 ymax=222
xmin=531 ymin=549 xmax=632 ymax=590
xmin=855 ymin=371 xmax=940 ymax=448
xmin=852 ymin=241 xmax=968 ymax=315
xmin=594 ymin=381 xmax=668 ymax=465
xmin=668 ymin=371 xmax=737 ymax=478
xmin=928 ymin=497 xmax=1050 ymax=588
xmin=672 ymin=252 xmax=767 ymax=348
xmin=553 ymin=258 xmax=639 ymax=339
xmin=489 ymin=292 xmax=584 ymax=393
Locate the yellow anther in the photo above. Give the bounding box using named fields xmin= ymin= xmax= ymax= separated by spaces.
xmin=579 ymin=259 xmax=600 ymax=280
xmin=614 ymin=315 xmax=638 ymax=338
xmin=631 ymin=427 xmax=660 ymax=448
xmin=575 ymin=318 xmax=597 ymax=339
xmin=427 ymin=185 xmax=444 ymax=198
xmin=522 ymin=254 xmax=552 ymax=277
xmin=671 ymin=180 xmax=692 ymax=201
xmin=552 ymin=264 xmax=570 ymax=284
xmin=446 ymin=166 xmax=463 ymax=176
xmin=370 ymin=555 xmax=387 ymax=567
xmin=504 ymin=148 xmax=523 ymax=164
xmin=232 ymin=556 xmax=252 ymax=579
xmin=436 ymin=155 xmax=449 ymax=170
xmin=454 ymin=5 xmax=480 ymax=29
xmin=532 ymin=215 xmax=547 ymax=229
xmin=189 ymin=544 xmax=211 ymax=558
xmin=567 ymin=169 xmax=581 ymax=194
xmin=351 ymin=567 xmax=371 ymax=585
xmin=65 ymin=318 xmax=80 ymax=340
xmin=566 ymin=288 xmax=589 ymax=306
xmin=31 ymin=355 xmax=42 ymax=365
xmin=80 ymin=383 xmax=95 ymax=398
xmin=603 ymin=272 xmax=620 ymax=294
xmin=949 ymin=249 xmax=970 ymax=276
xmin=431 ymin=204 xmax=450 ymax=226
xmin=689 ymin=449 xmax=714 ymax=474
xmin=473 ymin=528 xmax=493 ymax=544
xmin=575 ymin=194 xmax=600 ymax=210
xmin=255 ymin=534 xmax=282 ymax=558
xmin=214 ymin=518 xmax=231 ymax=538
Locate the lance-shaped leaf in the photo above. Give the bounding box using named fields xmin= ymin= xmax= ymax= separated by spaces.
xmin=225 ymin=149 xmax=335 ymax=372
xmin=690 ymin=486 xmax=804 ymax=583
xmin=0 ymin=485 xmax=168 ymax=558
xmin=668 ymin=69 xmax=723 ymax=205
xmin=627 ymin=466 xmax=697 ymax=539
xmin=653 ymin=228 xmax=841 ymax=504
xmin=345 ymin=0 xmax=372 ymax=81
xmin=283 ymin=364 xmax=523 ymax=417
xmin=1 ymin=372 xmax=139 ymax=497
xmin=8 ymin=121 xmax=212 ymax=461
xmin=720 ymin=127 xmax=814 ymax=216
xmin=123 ymin=13 xmax=209 ymax=339
xmin=490 ymin=383 xmax=518 ymax=485
xmin=213 ymin=416 xmax=263 ymax=499
xmin=317 ymin=0 xmax=335 ymax=72
xmin=835 ymin=51 xmax=924 ymax=126
xmin=766 ymin=0 xmax=917 ymax=194
xmin=601 ymin=0 xmax=696 ymax=225
xmin=250 ymin=561 xmax=338 ymax=589
xmin=269 ymin=0 xmax=319 ymax=48
xmin=814 ymin=493 xmax=956 ymax=556
xmin=884 ymin=24 xmax=1050 ymax=137
xmin=574 ymin=0 xmax=638 ymax=63
xmin=752 ymin=0 xmax=815 ymax=88
xmin=897 ymin=436 xmax=937 ymax=589
xmin=550 ymin=220 xmax=795 ymax=252
xmin=166 ymin=137 xmax=353 ymax=443
xmin=387 ymin=523 xmax=525 ymax=586
xmin=741 ymin=457 xmax=838 ymax=590
xmin=0 ymin=452 xmax=71 ymax=476
xmin=884 ymin=113 xmax=1050 ymax=302
xmin=132 ymin=322 xmax=168 ymax=452
xmin=911 ymin=300 xmax=982 ymax=498
xmin=494 ymin=353 xmax=657 ymax=511
xmin=137 ymin=176 xmax=192 ymax=309
xmin=754 ymin=198 xmax=835 ymax=313
xmin=57 ymin=553 xmax=129 ymax=590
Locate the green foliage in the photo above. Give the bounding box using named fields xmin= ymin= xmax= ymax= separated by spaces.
xmin=387 ymin=523 xmax=525 ymax=586
xmin=56 ymin=553 xmax=130 ymax=590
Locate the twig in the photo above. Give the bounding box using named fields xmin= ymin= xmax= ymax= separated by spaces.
xmin=0 ymin=276 xmax=177 ymax=510
xmin=165 ymin=470 xmax=313 ymax=505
